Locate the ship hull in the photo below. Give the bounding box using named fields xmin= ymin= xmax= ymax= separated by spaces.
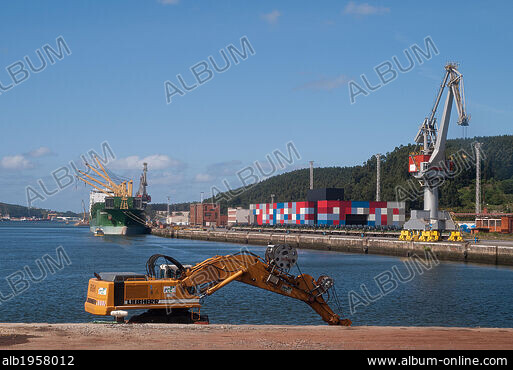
xmin=89 ymin=224 xmax=150 ymax=235
xmin=89 ymin=198 xmax=150 ymax=236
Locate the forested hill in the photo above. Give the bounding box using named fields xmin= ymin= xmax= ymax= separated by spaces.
xmin=207 ymin=135 xmax=513 ymax=213
xmin=0 ymin=202 xmax=79 ymax=218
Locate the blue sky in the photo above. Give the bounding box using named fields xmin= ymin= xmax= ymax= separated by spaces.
xmin=1 ymin=0 xmax=512 ymax=212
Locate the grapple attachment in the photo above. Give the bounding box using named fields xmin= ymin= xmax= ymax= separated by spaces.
xmin=265 ymin=244 xmax=298 ymax=271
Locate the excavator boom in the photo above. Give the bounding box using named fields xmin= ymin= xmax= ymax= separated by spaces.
xmin=84 ymin=245 xmax=351 ymax=326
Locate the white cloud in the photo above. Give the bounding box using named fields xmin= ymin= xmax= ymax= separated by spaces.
xmin=28 ymin=146 xmax=53 ymax=158
xmin=294 ymin=75 xmax=349 ymax=91
xmin=343 ymin=2 xmax=390 ymax=16
xmin=0 ymin=146 xmax=55 ymax=171
xmin=0 ymin=155 xmax=33 ymax=170
xmin=110 ymin=154 xmax=183 ymax=171
xmin=261 ymin=10 xmax=281 ymax=24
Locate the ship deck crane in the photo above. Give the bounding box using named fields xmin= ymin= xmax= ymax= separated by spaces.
xmin=404 ymin=63 xmax=470 ymax=236
xmin=76 ymin=156 xmax=133 ymax=198
xmin=84 ymin=244 xmax=352 ymax=326
xmin=82 ymin=199 xmax=87 ymax=222
xmin=136 ymin=162 xmax=151 ymax=203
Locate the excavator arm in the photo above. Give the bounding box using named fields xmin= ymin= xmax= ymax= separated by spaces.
xmin=178 ymin=247 xmax=351 ymax=326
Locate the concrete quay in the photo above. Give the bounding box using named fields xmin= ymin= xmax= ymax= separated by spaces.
xmin=151 ymin=228 xmax=513 ymax=267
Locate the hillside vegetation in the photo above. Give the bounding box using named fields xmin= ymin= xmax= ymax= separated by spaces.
xmin=0 ymin=202 xmax=79 ymax=218
xmin=206 ymin=135 xmax=513 ymax=214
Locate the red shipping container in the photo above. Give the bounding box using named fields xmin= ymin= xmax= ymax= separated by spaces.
xmin=340 ymin=201 xmax=351 ymax=208
xmin=370 ymin=201 xmax=387 ymax=208
xmin=297 ymin=201 xmax=313 ymax=209
xmin=318 ymin=200 xmax=338 ymax=207
xmin=393 ymin=208 xmax=399 ymax=215
xmin=381 ymin=215 xmax=387 ymax=224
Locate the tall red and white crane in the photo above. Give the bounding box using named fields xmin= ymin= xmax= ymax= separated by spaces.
xmin=404 ymin=63 xmax=470 ymax=233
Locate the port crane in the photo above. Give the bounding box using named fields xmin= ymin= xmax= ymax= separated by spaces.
xmin=73 ymin=200 xmax=89 ymax=226
xmin=403 ymin=63 xmax=470 ymax=237
xmin=136 ymin=162 xmax=151 ymax=203
xmin=84 ymin=244 xmax=352 ymax=326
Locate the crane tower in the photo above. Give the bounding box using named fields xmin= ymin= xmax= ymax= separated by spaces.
xmin=403 ymin=63 xmax=470 ymax=232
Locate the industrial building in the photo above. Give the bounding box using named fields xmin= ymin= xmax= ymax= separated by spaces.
xmin=475 ymin=214 xmax=513 ymax=234
xmin=189 ymin=203 xmax=222 ymax=227
xmin=166 ymin=211 xmax=190 ymax=226
xmin=306 ymin=188 xmax=344 ymax=202
xmin=227 ymin=207 xmax=251 ymax=225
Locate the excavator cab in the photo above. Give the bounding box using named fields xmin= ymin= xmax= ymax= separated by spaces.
xmin=159 ymin=264 xmax=188 ymax=279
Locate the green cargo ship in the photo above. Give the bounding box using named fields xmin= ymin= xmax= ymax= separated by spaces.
xmin=79 ymin=160 xmax=152 ymax=236
xmin=89 ymin=196 xmax=150 ymax=235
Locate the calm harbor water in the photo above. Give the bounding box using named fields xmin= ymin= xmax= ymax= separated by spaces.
xmin=0 ymin=221 xmax=512 ymax=327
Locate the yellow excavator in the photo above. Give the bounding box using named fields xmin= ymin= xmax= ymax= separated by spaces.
xmin=85 ymin=244 xmax=351 ymax=326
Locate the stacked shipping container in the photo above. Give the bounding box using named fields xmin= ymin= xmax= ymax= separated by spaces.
xmin=250 ymin=202 xmax=316 ymax=226
xmin=317 ymin=200 xmax=405 ymax=227
xmin=250 ymin=201 xmax=406 ymax=227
